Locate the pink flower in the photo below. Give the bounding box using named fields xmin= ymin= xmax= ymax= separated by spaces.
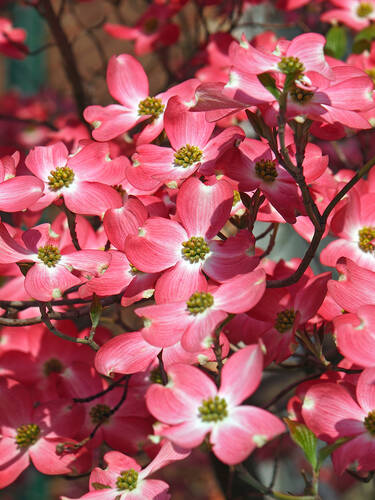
xmin=84 ymin=54 xmax=198 ymax=143
xmin=321 ymin=0 xmax=375 ymax=31
xmin=104 ymin=4 xmax=180 ymax=56
xmin=135 ymin=269 xmax=266 ymax=352
xmin=61 ymin=441 xmax=190 ymax=500
xmin=0 ymin=222 xmax=111 ymax=301
xmin=133 ymin=96 xmax=244 ymax=185
xmin=0 ymin=151 xmax=44 ymax=212
xmin=25 ymin=141 xmax=125 ymax=215
xmin=0 ymin=378 xmax=86 ymax=489
xmin=302 ymin=368 xmax=375 ymax=474
xmin=146 ymin=345 xmax=285 ymax=464
xmin=321 ymin=189 xmax=375 ymax=271
xmin=0 ymin=17 xmax=28 ymax=59
xmin=125 ymin=176 xmax=234 ymax=302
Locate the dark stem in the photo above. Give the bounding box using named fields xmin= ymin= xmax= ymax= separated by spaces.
xmin=37 ymin=0 xmax=91 ymax=127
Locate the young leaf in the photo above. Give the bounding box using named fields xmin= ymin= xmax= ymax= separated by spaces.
xmin=257 ymin=73 xmax=281 ymax=100
xmin=90 ymin=293 xmax=102 ymax=329
xmin=317 ymin=436 xmax=352 ymax=469
xmin=91 ymin=483 xmax=111 ymax=490
xmin=325 ymin=26 xmax=347 ymax=60
xmin=285 ymin=418 xmax=318 ymax=470
xmin=353 ymin=25 xmax=375 ymax=53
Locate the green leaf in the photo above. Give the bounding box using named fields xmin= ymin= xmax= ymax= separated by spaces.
xmin=89 ymin=293 xmax=102 ymax=329
xmin=285 ymin=418 xmax=318 ymax=470
xmin=317 ymin=436 xmax=351 ymax=469
xmin=257 ymin=73 xmax=281 ymax=100
xmin=325 ymin=26 xmax=347 ymax=60
xmin=91 ymin=482 xmax=111 ymax=490
xmin=353 ymin=25 xmax=375 ymax=53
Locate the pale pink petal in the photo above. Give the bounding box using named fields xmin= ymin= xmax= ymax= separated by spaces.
xmin=164 ymin=96 xmax=215 ymax=151
xmin=176 ymin=176 xmax=233 ymax=239
xmin=30 ymin=437 xmax=88 ymax=475
xmin=0 ymin=223 xmax=32 ymax=263
xmin=160 ymin=420 xmax=209 ymax=448
xmin=137 ymin=302 xmax=189 ymax=347
xmin=104 ymin=198 xmax=148 ymax=252
xmin=287 ymin=33 xmax=333 ymax=79
xmin=219 ymin=345 xmax=263 ymax=406
xmin=84 ymin=104 xmax=142 ymax=142
xmin=64 ymin=182 xmax=122 ymax=216
xmin=356 ymin=367 xmax=375 ymax=413
xmin=141 ymin=441 xmax=190 ymax=478
xmin=107 ymin=54 xmax=148 ymax=107
xmin=154 ymin=259 xmax=206 ymax=303
xmin=211 ymin=406 xmax=285 ymax=465
xmin=302 ymin=383 xmax=365 ymax=441
xmin=24 ymin=263 xmax=81 ymax=301
xmin=213 ymin=269 xmax=266 ymax=314
xmin=95 ymin=331 xmax=160 ymax=376
xmin=61 ymin=250 xmax=111 ymax=276
xmin=0 ymin=437 xmax=29 ymax=489
xmin=181 ymin=309 xmax=227 ymax=352
xmin=0 ymin=176 xmax=44 ymax=212
xmin=125 ymin=218 xmax=187 ymax=273
xmin=25 ymin=142 xmax=69 ymax=181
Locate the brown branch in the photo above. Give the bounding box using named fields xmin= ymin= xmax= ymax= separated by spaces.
xmin=0 ymin=114 xmax=58 ymax=131
xmin=39 ymin=302 xmax=99 ymax=351
xmin=0 ymin=294 xmax=122 ymax=326
xmin=36 ymin=0 xmax=91 ymax=127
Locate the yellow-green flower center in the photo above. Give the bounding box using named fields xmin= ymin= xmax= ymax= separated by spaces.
xmin=181 ymin=236 xmax=210 ymax=263
xmin=275 ymin=309 xmax=296 ymax=333
xmin=198 ymin=395 xmax=228 ymax=422
xmin=43 ymin=358 xmax=64 ymax=376
xmin=233 ymin=190 xmax=241 ymax=206
xmin=174 ymin=144 xmax=203 ymax=168
xmin=278 ymin=56 xmax=305 ymax=76
xmin=116 ymin=469 xmax=139 ymax=491
xmin=357 ymin=2 xmax=373 ymax=17
xmin=48 ymin=166 xmax=75 ymax=191
xmin=358 ymin=226 xmax=375 ymax=253
xmin=138 ymin=96 xmax=165 ymax=119
xmin=255 ymin=159 xmax=278 ymax=183
xmin=15 ymin=424 xmax=40 ymax=448
xmin=89 ymin=403 xmax=111 ymax=425
xmin=290 ymin=85 xmax=314 ymax=105
xmin=364 ymin=409 xmax=375 ymax=435
xmin=37 ymin=245 xmax=61 ymax=268
xmin=149 ymin=367 xmax=164 ymax=384
xmin=187 ymin=292 xmax=214 ymax=315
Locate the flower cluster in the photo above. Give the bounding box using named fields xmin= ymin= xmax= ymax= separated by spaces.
xmin=1 ymin=0 xmax=375 ymax=498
